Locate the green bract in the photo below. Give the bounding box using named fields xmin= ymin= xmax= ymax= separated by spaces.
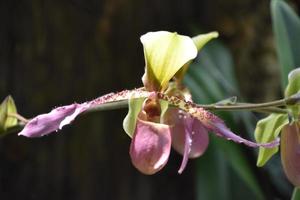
xmin=123 ymin=98 xmax=145 ymax=138
xmin=255 ymin=113 xmax=288 ymax=166
xmin=285 ymin=68 xmax=300 ymax=97
xmin=285 ymin=68 xmax=300 ymax=118
xmin=0 ymin=96 xmax=18 ymax=136
xmin=123 ymin=97 xmax=169 ymax=138
xmin=255 ymin=68 xmax=300 ymax=167
xmin=192 ymin=32 xmax=219 ymax=50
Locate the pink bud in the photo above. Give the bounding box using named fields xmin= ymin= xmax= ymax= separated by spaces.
xmin=281 ymin=123 xmax=300 ymax=187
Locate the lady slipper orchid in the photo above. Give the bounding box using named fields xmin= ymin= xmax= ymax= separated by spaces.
xmin=18 ymin=31 xmax=279 ymax=175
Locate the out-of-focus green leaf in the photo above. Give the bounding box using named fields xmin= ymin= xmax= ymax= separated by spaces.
xmin=271 ymin=0 xmax=300 ymax=88
xmin=182 ymin=73 xmax=211 ymax=103
xmin=188 ymin=64 xmax=224 ymax=101
xmin=122 ymin=98 xmax=145 ymax=138
xmin=291 ymin=187 xmax=300 ymax=200
xmin=255 ymin=113 xmax=288 ymax=167
xmin=184 ymin=40 xmax=239 ymax=103
xmin=215 ymin=137 xmax=264 ymax=200
xmin=0 ymin=96 xmax=18 ymax=136
xmin=186 ymin=40 xmax=263 ymax=199
xmin=196 ymin=136 xmax=263 ymax=200
xmin=196 ymin=139 xmax=230 ymax=200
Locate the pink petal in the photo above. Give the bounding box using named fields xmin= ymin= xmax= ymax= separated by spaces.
xmin=18 ymin=103 xmax=89 ymax=137
xmin=130 ymin=119 xmax=171 ymax=175
xmin=177 ymin=124 xmax=192 ymax=174
xmin=183 ymin=116 xmax=209 ymax=159
xmin=18 ymin=89 xmax=151 ymax=138
xmin=211 ymin=122 xmax=279 ymax=148
xmin=180 ymin=106 xmax=279 ymax=148
xmin=164 ymin=108 xmax=209 ymax=173
xmin=281 ymin=123 xmax=300 ymax=187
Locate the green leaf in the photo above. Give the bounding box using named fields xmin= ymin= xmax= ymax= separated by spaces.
xmin=214 ymin=136 xmax=264 ymax=200
xmin=196 ymin=136 xmax=264 ymax=200
xmin=291 ymin=187 xmax=300 ymax=200
xmin=186 ymin=40 xmax=263 ymax=199
xmin=255 ymin=113 xmax=289 ymax=167
xmin=271 ymin=0 xmax=300 ymax=88
xmin=141 ymin=31 xmax=197 ymax=91
xmin=0 ymin=96 xmax=18 ymax=136
xmin=196 ymin=138 xmax=230 ymax=200
xmin=122 ymin=98 xmax=145 ymax=138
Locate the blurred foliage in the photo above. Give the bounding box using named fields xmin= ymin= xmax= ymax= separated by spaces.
xmin=271 ymin=0 xmax=300 ymax=89
xmin=184 ymin=0 xmax=300 ymax=199
xmin=271 ymin=0 xmax=300 ymax=198
xmin=185 ymin=40 xmax=265 ymax=199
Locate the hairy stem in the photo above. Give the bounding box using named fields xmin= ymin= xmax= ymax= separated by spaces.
xmin=84 ymin=92 xmax=300 ymax=113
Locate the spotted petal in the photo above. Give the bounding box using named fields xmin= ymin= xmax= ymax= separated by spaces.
xmin=163 ymin=108 xmax=209 ymax=173
xmin=130 ymin=119 xmax=172 ymax=175
xmin=156 ymin=93 xmax=280 ymax=148
xmin=210 ymin=121 xmax=280 ymax=148
xmin=141 ymin=31 xmax=197 ymax=91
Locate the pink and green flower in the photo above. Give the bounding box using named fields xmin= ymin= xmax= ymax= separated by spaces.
xmin=18 ymin=31 xmax=279 ymax=175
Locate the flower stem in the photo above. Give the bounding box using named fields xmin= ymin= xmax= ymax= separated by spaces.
xmin=7 ymin=113 xmax=29 ymax=123
xmin=85 ymin=100 xmax=129 ymax=113
xmin=200 ymin=93 xmax=300 ymax=112
xmin=85 ymin=92 xmax=300 ymax=114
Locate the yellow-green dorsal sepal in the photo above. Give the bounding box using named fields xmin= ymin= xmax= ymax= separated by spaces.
xmin=141 ymin=31 xmax=197 ymax=92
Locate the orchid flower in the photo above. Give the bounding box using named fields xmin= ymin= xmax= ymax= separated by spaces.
xmin=18 ymin=31 xmax=280 ymax=175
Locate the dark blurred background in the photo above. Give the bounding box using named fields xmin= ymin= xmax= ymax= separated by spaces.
xmin=1 ymin=0 xmax=300 ymax=199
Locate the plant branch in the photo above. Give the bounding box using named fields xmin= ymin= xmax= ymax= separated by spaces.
xmin=84 ymin=100 xmax=129 ymax=114
xmin=84 ymin=93 xmax=300 ymax=114
xmin=7 ymin=113 xmax=29 ymax=123
xmin=199 ymin=93 xmax=300 ymax=111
